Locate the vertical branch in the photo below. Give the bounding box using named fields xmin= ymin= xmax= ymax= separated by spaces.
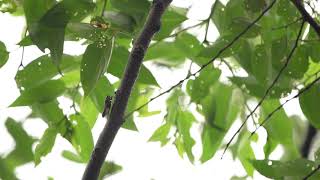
xmin=301 ymin=124 xmax=317 ymax=158
xmin=291 ymin=0 xmax=320 ymax=37
xmin=82 ymin=0 xmax=172 ymax=179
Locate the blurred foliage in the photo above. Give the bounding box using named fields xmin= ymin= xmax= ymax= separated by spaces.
xmin=1 ymin=0 xmax=320 ymax=179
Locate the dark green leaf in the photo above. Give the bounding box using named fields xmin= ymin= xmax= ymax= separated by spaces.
xmin=81 ymin=39 xmax=114 ymax=96
xmin=244 ymin=0 xmax=266 ymax=13
xmin=299 ymin=82 xmax=320 ymax=128
xmin=0 ymin=41 xmax=9 ymax=68
xmin=98 ymin=161 xmax=122 ymax=180
xmin=108 ymin=46 xmax=159 ymax=86
xmin=251 ymin=159 xmax=319 ymax=179
xmin=89 ymin=76 xmax=115 ymax=112
xmin=0 ymin=156 xmax=17 ymax=180
xmin=110 ymin=0 xmax=150 ymax=15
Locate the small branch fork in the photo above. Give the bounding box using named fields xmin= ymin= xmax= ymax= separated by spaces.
xmin=291 ymin=0 xmax=320 ymax=37
xmin=82 ymin=0 xmax=173 ymax=179
xmin=221 ymin=20 xmax=306 ymax=158
xmin=124 ymin=0 xmax=277 ymax=119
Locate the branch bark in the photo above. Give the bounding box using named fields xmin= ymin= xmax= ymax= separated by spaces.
xmin=82 ymin=0 xmax=172 ymax=179
xmin=291 ymin=0 xmax=320 ymax=37
xmin=301 ymin=123 xmax=317 ymax=158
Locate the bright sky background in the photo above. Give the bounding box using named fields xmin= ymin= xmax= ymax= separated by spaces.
xmin=1 ymin=0 xmax=313 ymax=179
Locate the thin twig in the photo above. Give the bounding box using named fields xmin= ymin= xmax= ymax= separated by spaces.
xmin=251 ymin=76 xmax=320 ymax=136
xmin=203 ymin=0 xmax=218 ymax=43
xmin=169 ymin=21 xmax=204 ymax=38
xmin=222 ymin=20 xmax=305 ymax=158
xmin=303 ymin=165 xmax=320 ymax=180
xmin=271 ymin=17 xmax=303 ymax=30
xmin=124 ymin=0 xmax=277 ymax=120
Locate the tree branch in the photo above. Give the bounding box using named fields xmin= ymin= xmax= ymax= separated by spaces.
xmin=301 ymin=124 xmax=317 ymax=158
xmin=82 ymin=0 xmax=172 ymax=179
xmin=291 ymin=0 xmax=320 ymax=37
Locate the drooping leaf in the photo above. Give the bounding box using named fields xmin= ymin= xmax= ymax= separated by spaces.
xmin=34 ymin=128 xmax=58 ymax=165
xmin=200 ymin=84 xmax=241 ymax=162
xmin=299 ymin=82 xmax=320 ymax=129
xmin=81 ymin=38 xmax=114 ymax=96
xmin=262 ymin=99 xmax=299 ymax=159
xmin=70 ymin=114 xmax=94 ymax=161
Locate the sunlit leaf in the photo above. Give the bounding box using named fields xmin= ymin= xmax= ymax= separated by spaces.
xmin=34 ymin=128 xmax=57 ymax=165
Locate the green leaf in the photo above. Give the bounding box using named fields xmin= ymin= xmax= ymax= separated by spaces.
xmin=110 ymin=0 xmax=150 ymax=15
xmin=237 ymin=132 xmax=255 ymax=176
xmin=34 ymin=128 xmax=58 ymax=166
xmin=98 ymin=161 xmax=122 ymax=180
xmin=0 ymin=41 xmax=9 ymax=68
xmin=89 ymin=76 xmax=115 ymax=112
xmin=262 ymin=100 xmax=298 ymax=159
xmin=299 ymin=82 xmax=320 ymax=128
xmin=154 ymin=6 xmax=187 ymax=40
xmin=62 ymin=150 xmax=84 ymax=163
xmin=197 ymin=34 xmax=243 ymax=59
xmin=187 ymin=67 xmax=221 ymax=103
xmin=70 ymin=114 xmax=94 ymax=161
xmin=251 ymin=159 xmax=319 ymax=179
xmin=24 ymin=0 xmax=94 ymax=67
xmin=4 ymin=118 xmax=35 ymax=168
xmin=244 ymin=0 xmax=267 ymax=13
xmin=176 ymin=110 xmax=196 ymax=163
xmin=108 ymin=46 xmax=159 ymax=86
xmin=10 ymin=80 xmax=66 ymax=107
xmin=145 ymin=41 xmax=186 ymax=66
xmin=229 ymin=17 xmax=261 ymax=38
xmin=15 ymin=55 xmax=80 ymax=89
xmin=32 ymin=100 xmax=72 ymax=140
xmin=211 ymin=0 xmax=228 ymax=33
xmin=200 ymin=84 xmax=241 ymax=162
xmin=148 ymin=122 xmax=171 ymax=146
xmin=175 ymin=33 xmax=204 ymax=63
xmin=80 ymin=97 xmax=99 ymax=128
xmin=263 ymin=136 xmax=278 ymax=159
xmin=81 ymin=39 xmax=114 ymax=96
xmin=0 ymin=156 xmax=17 ymax=180
xmin=103 ymin=11 xmax=136 ymax=33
